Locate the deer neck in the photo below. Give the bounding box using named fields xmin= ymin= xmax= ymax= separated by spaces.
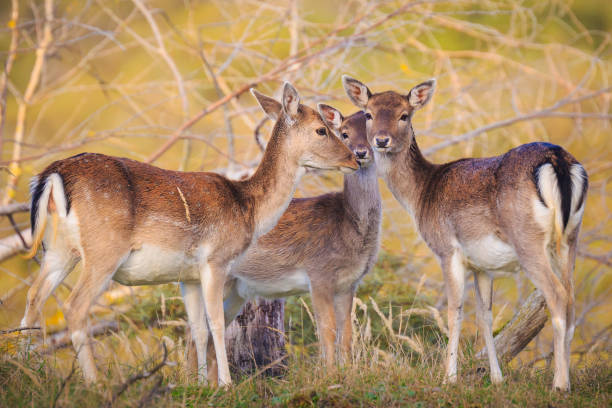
xmin=239 ymin=121 xmax=304 ymax=239
xmin=378 ymin=126 xmax=435 ymax=219
xmin=343 ymin=162 xmax=381 ymax=225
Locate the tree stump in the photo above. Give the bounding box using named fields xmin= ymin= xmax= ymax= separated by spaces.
xmin=186 ymin=298 xmax=286 ymax=381
xmin=225 ymin=298 xmax=286 ymax=377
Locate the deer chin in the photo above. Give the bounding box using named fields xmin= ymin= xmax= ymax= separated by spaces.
xmin=356 ymin=157 xmax=373 ymax=168
xmin=301 ymin=159 xmax=358 ymax=173
xmin=339 ymin=165 xmax=358 ymax=174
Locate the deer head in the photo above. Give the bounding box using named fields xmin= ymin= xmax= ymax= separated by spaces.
xmin=342 ymin=75 xmax=435 ymax=155
xmin=251 ymin=82 xmax=359 ymax=173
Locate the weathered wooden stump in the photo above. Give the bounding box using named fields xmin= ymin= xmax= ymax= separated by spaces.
xmin=225 ymin=298 xmax=286 ymax=377
xmin=186 ymin=298 xmax=286 ymax=382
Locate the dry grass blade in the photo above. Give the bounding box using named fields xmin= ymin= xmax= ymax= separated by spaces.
xmin=369 ymin=296 xmax=424 ymax=354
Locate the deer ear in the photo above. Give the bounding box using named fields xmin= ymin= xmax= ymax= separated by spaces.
xmin=282 ymin=81 xmax=300 ymax=119
xmin=342 ymin=75 xmax=371 ymax=109
xmin=407 ymin=79 xmax=436 ymax=110
xmin=251 ymin=88 xmax=281 ymax=121
xmin=317 ymin=103 xmax=344 ymax=132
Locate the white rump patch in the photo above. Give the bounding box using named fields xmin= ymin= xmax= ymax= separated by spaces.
xmin=569 ymin=164 xmax=587 ymax=213
xmin=534 ymin=164 xmax=563 ymax=233
xmin=566 ymin=164 xmax=587 ymax=233
xmin=536 ymin=164 xmax=560 ymax=209
xmin=48 ymin=173 xmax=68 ymax=217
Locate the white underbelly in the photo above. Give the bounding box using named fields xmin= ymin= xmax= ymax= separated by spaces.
xmin=113 ymin=244 xmax=203 ymax=285
xmin=235 ymin=269 xmax=310 ymax=299
xmin=461 ymin=235 xmax=520 ymax=274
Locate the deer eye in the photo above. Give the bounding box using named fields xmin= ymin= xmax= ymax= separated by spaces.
xmin=316 ymin=127 xmax=327 ymax=136
xmin=364 ymin=112 xmax=372 ymax=120
xmin=341 ymin=132 xmax=349 ymax=139
xmin=400 ymin=113 xmax=409 ymax=121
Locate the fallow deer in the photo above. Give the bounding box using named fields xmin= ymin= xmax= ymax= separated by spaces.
xmin=342 ymin=75 xmax=587 ymax=391
xmin=202 ymin=107 xmax=381 ymax=384
xmin=20 ymin=82 xmax=359 ymax=386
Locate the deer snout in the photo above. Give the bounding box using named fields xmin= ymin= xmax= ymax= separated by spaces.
xmin=355 ymin=149 xmax=368 ymax=159
xmin=375 ymin=136 xmax=390 ymax=149
xmin=340 ymin=153 xmax=359 ymax=173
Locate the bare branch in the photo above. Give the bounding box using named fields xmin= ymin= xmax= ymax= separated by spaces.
xmin=3 ymin=0 xmax=54 ymax=205
xmin=0 ymin=0 xmax=20 ymax=156
xmin=0 ymin=228 xmax=32 ymax=262
xmin=0 ymin=202 xmax=30 ymax=216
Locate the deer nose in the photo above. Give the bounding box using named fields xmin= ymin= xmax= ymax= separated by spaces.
xmin=375 ymin=137 xmax=390 ymax=148
xmin=355 ymin=150 xmax=368 ymax=159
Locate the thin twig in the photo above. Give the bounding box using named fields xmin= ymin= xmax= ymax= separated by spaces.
xmin=52 ymin=358 xmax=77 ymax=408
xmin=0 ymin=326 xmax=40 ymax=335
xmin=105 ymin=341 xmax=168 ymax=408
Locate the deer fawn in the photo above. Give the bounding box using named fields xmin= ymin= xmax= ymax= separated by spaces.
xmin=343 ymin=76 xmax=587 ymax=391
xmin=201 ymin=106 xmax=381 ymax=384
xmin=20 ymin=82 xmax=359 ymax=385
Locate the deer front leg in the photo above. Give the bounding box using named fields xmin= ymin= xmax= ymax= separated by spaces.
xmin=333 ymin=290 xmax=354 ymax=364
xmin=473 ymin=270 xmax=502 ymax=384
xmin=310 ymin=283 xmax=337 ymax=368
xmin=180 ymin=282 xmax=210 ymax=383
xmin=201 ymin=261 xmax=231 ymax=386
xmin=206 ymin=278 xmax=247 ymax=386
xmin=442 ymin=251 xmax=466 ymax=384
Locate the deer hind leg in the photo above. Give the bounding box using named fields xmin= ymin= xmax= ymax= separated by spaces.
xmin=442 ymin=250 xmax=466 ymax=383
xmin=516 ymin=243 xmax=570 ymax=391
xmin=333 ymin=289 xmax=354 ymax=364
xmin=473 ymin=270 xmax=502 ymax=384
xmin=310 ymin=283 xmax=337 ymax=368
xmin=564 ymin=243 xmax=577 ymax=378
xmin=21 ymin=250 xmax=78 ymax=330
xmin=560 ymin=227 xmax=579 ymax=388
xmin=62 ymin=254 xmax=126 ymax=384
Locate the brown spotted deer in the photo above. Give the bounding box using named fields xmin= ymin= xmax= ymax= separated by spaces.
xmin=342 ymin=76 xmax=588 ymax=391
xmin=201 ymin=107 xmax=381 ymax=384
xmin=20 ymin=82 xmax=359 ymax=386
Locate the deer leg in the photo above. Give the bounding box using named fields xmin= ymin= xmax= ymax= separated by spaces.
xmin=310 ymin=283 xmax=337 ymax=368
xmin=473 ymin=270 xmax=502 ymax=384
xmin=180 ymin=282 xmax=209 ymax=383
xmin=21 ymin=250 xmax=77 ymax=330
xmin=333 ymin=289 xmax=354 ymax=364
xmin=562 ymin=229 xmax=579 ymax=381
xmin=517 ymin=245 xmax=570 ymax=391
xmin=62 ymin=255 xmax=124 ymax=384
xmin=201 ymin=261 xmax=231 ymax=386
xmin=205 ymin=278 xmax=247 ymax=386
xmin=442 ymin=251 xmax=466 ymax=383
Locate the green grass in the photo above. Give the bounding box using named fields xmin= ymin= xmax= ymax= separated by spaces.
xmin=1 ymin=346 xmax=610 ymax=407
